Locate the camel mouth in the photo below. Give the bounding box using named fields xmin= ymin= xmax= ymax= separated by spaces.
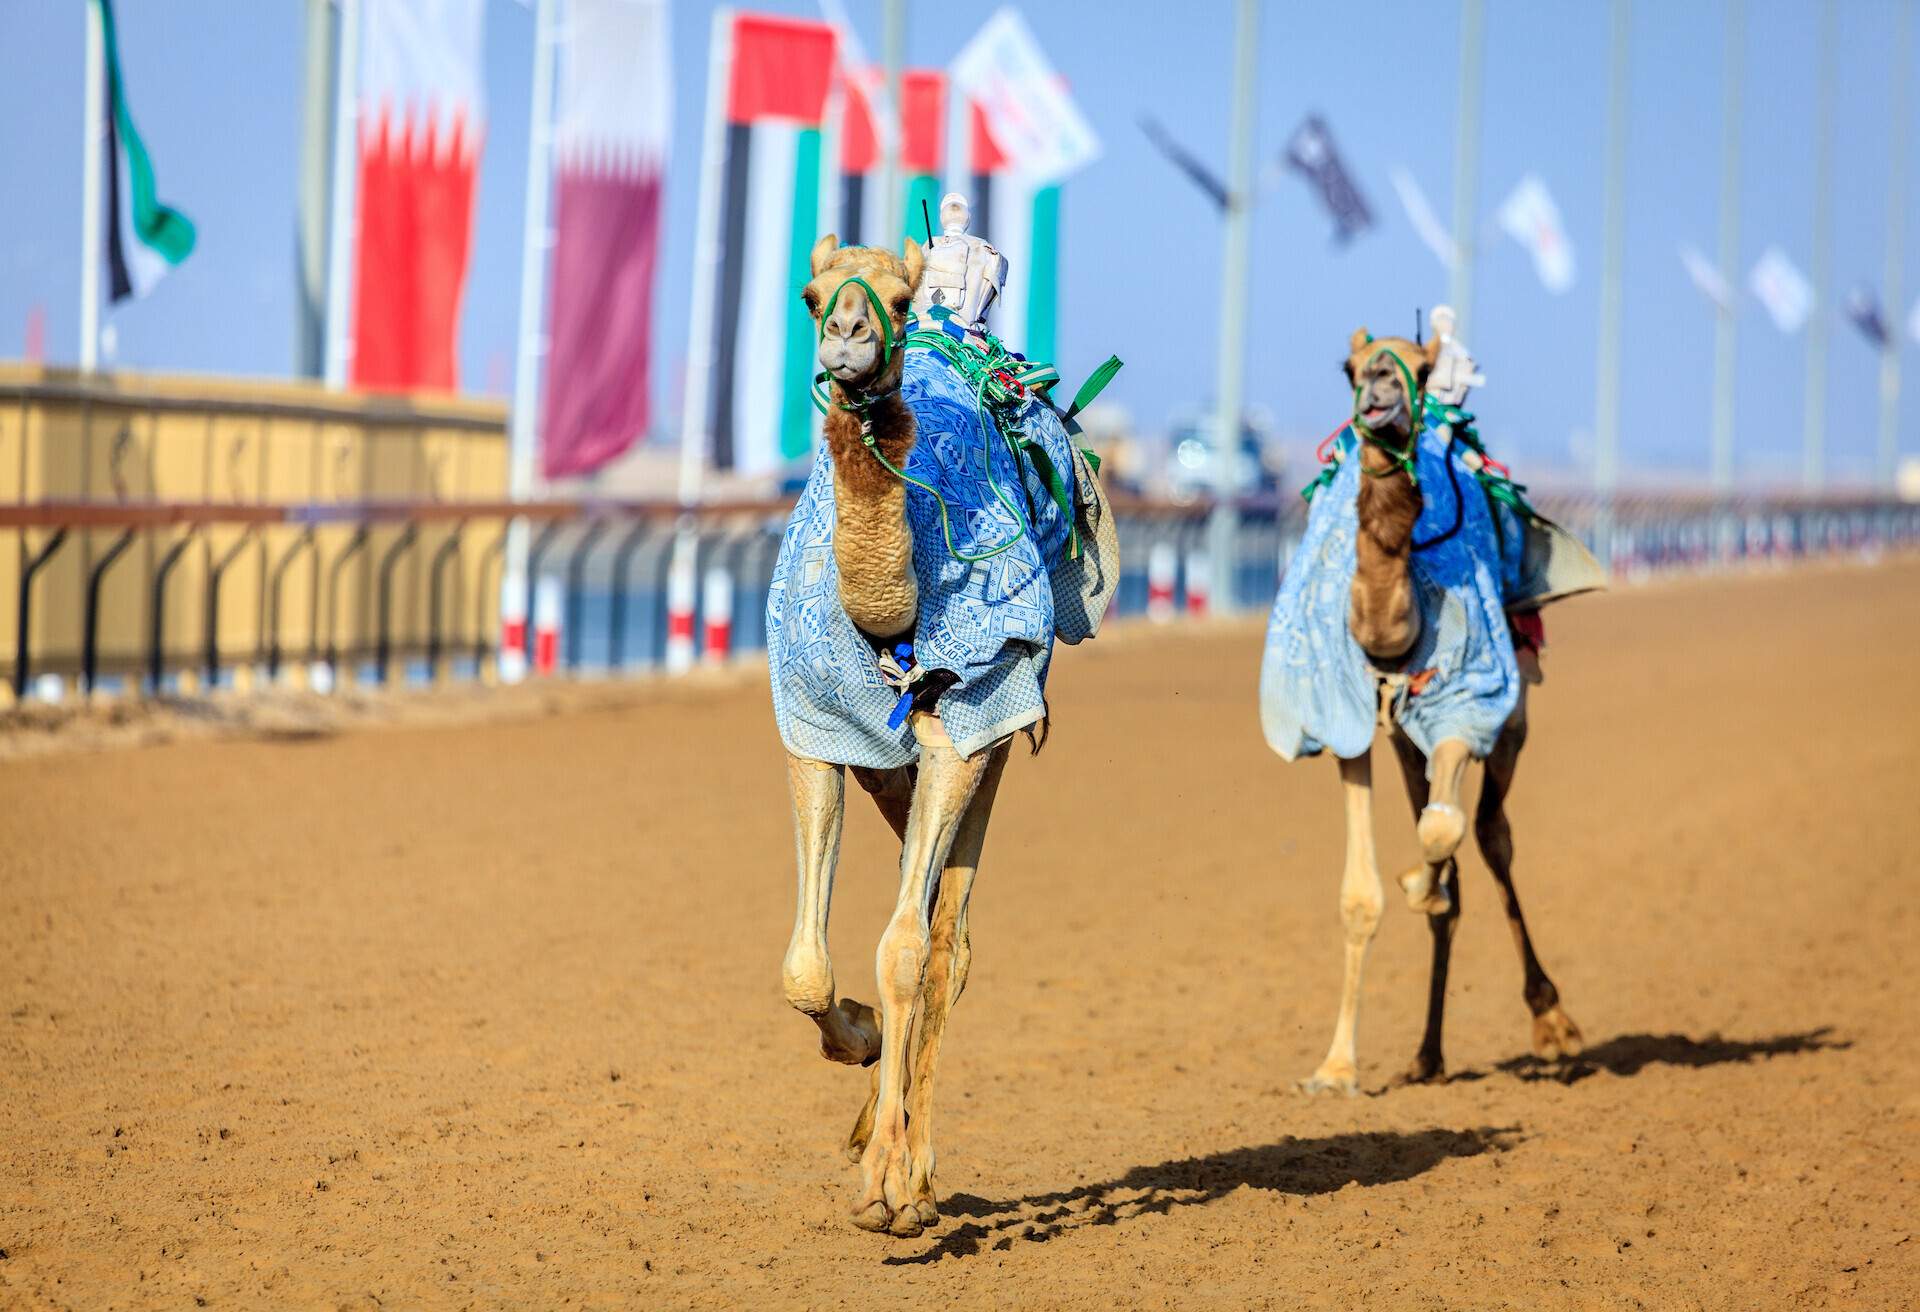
xmin=827 ymin=359 xmax=871 ymax=383
xmin=1360 ymin=402 xmax=1404 ymax=428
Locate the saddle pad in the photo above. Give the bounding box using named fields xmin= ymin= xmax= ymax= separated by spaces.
xmin=767 ymin=345 xmax=1090 ymax=767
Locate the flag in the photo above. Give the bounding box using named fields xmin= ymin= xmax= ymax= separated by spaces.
xmin=950 ymin=11 xmax=1094 ymax=362
xmin=691 ymin=12 xmax=836 ymax=475
xmin=95 ymin=0 xmax=195 ymax=303
xmin=1388 ymin=165 xmax=1456 ymax=271
xmin=349 ymin=0 xmax=486 ymax=392
xmin=1496 ymin=175 xmax=1575 ymax=293
xmin=1678 ymin=244 xmax=1733 ymax=312
xmin=899 ymin=69 xmax=947 ymax=244
xmin=539 ymin=0 xmax=671 ymax=481
xmin=1844 ymin=286 xmax=1888 ymax=348
xmin=950 ymin=7 xmax=1100 ymax=186
xmin=816 ymin=0 xmax=895 ymax=246
xmin=1285 ymin=115 xmax=1372 ymax=244
xmin=960 ymin=96 xmax=1062 ymax=359
xmin=1139 ymin=117 xmax=1227 ymax=211
xmin=1749 ymin=246 xmax=1812 ymax=334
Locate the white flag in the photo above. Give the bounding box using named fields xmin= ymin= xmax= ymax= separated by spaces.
xmin=1389 ymin=165 xmax=1458 ymax=271
xmin=1749 ymin=246 xmax=1813 ymax=334
xmin=1678 ymin=244 xmax=1733 ymax=312
xmin=1496 ymin=175 xmax=1575 ymax=293
xmin=949 ymin=7 xmax=1099 ymax=185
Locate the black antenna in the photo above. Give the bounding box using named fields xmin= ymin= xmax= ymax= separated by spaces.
xmin=1415 ymin=307 xmax=1424 ymax=346
xmin=921 ymin=199 xmax=935 ymax=245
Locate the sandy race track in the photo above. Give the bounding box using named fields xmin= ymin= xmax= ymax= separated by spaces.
xmin=3 ymin=559 xmax=1918 ymax=1309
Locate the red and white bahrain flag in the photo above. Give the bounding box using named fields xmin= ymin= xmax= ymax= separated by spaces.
xmin=350 ymin=0 xmax=485 ymax=392
xmin=692 ymin=12 xmax=836 ymax=475
xmin=540 ymin=0 xmax=671 ymax=479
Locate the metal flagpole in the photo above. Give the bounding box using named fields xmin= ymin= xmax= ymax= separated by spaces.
xmin=1448 ymin=0 xmax=1485 ymax=338
xmin=679 ymin=6 xmax=732 ymax=508
xmin=501 ymin=0 xmax=560 ymax=683
xmin=296 ymin=0 xmax=337 ymax=380
xmin=1593 ymin=0 xmax=1630 ymax=562
xmin=1710 ymin=0 xmax=1744 ymax=498
xmin=1209 ymin=0 xmax=1259 ymax=614
xmin=881 ymin=0 xmax=904 ymax=244
xmin=1805 ymin=0 xmax=1837 ymax=490
xmin=79 ymin=0 xmax=104 ymax=371
xmin=1879 ymin=0 xmax=1913 ymax=489
xmin=321 ymin=0 xmax=361 ymax=388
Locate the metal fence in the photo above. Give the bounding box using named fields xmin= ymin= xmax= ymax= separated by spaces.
xmin=4 ymin=489 xmax=1916 ymax=703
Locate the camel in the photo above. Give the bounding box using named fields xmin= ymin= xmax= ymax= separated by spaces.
xmin=1262 ymin=326 xmax=1589 ymax=1095
xmin=768 ymin=229 xmax=1110 ymax=1236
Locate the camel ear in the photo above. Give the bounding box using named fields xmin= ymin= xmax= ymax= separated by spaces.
xmin=810 ymin=233 xmax=839 ymax=277
xmin=1349 ymin=327 xmax=1373 ymax=356
xmin=902 ymin=237 xmax=926 ymax=292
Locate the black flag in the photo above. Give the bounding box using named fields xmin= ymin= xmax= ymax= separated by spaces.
xmin=1139 ymin=116 xmax=1229 ymax=212
xmin=1285 ymin=114 xmax=1373 ymax=244
xmin=1845 ymin=286 xmax=1889 ymax=347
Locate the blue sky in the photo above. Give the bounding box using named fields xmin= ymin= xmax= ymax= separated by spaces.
xmin=3 ymin=0 xmax=1915 ymax=488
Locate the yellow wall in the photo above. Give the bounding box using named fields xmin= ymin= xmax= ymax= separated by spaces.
xmin=0 ymin=363 xmax=508 ymax=685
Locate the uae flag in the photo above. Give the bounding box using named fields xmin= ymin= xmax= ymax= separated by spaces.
xmin=949 ymin=9 xmax=1099 ymax=362
xmin=898 ymin=70 xmax=946 ymax=246
xmin=95 ymin=0 xmax=195 ymax=303
xmin=960 ymin=100 xmax=1060 ymax=362
xmin=349 ymin=0 xmax=486 ymax=392
xmin=827 ymin=69 xmax=883 ymax=247
xmin=539 ymin=0 xmax=671 ymax=480
xmin=688 ymin=12 xmax=836 ymax=476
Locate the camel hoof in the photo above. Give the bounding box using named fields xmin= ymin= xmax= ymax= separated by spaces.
xmin=1532 ymin=1006 xmax=1585 ymax=1061
xmin=850 ymin=1201 xmax=893 ymax=1233
xmin=1396 ymin=865 xmax=1453 ymax=916
xmin=1397 ymin=1052 xmax=1447 ymax=1086
xmin=912 ymin=1197 xmax=939 ymax=1228
xmin=887 ymin=1206 xmax=926 ymax=1238
xmin=820 ymin=998 xmax=881 ymax=1066
xmin=1297 ymin=1068 xmax=1360 ymax=1097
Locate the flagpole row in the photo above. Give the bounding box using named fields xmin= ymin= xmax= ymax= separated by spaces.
xmin=1710 ymin=0 xmax=1744 ymax=496
xmin=1448 ymin=0 xmax=1485 ymax=340
xmin=79 ymin=0 xmax=105 ymax=372
xmin=1879 ymin=0 xmax=1913 ymax=490
xmin=1209 ymin=0 xmax=1260 ymax=614
xmin=1804 ymin=0 xmax=1837 ymax=491
xmin=1593 ymin=0 xmax=1631 ymax=540
xmin=321 ymin=0 xmax=361 ymax=388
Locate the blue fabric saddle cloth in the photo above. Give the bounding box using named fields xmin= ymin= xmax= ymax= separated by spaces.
xmin=1259 ymin=426 xmax=1528 ymax=763
xmin=767 ymin=344 xmax=1081 ymax=767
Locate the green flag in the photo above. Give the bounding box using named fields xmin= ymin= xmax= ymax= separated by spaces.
xmin=96 ymin=0 xmax=194 ymax=302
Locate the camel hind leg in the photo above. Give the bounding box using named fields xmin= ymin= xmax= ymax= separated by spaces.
xmin=1389 ymin=729 xmax=1462 ymax=1084
xmin=1477 ymin=691 xmax=1583 ymax=1060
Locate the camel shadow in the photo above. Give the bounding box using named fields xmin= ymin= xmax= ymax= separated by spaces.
xmin=884 ymin=1124 xmax=1519 ymax=1266
xmin=1475 ymin=1026 xmax=1849 ymax=1086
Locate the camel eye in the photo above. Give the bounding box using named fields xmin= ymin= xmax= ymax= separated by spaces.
xmin=802 ymin=289 xmax=821 ymax=315
xmin=891 ymin=296 xmax=911 ymax=315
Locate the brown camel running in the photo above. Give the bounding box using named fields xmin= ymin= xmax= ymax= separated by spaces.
xmin=1300 ymin=328 xmax=1584 ymax=1095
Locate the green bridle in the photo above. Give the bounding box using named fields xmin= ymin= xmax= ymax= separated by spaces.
xmin=809 ymin=274 xmax=901 ymax=417
xmin=1349 ymin=342 xmax=1426 ymax=483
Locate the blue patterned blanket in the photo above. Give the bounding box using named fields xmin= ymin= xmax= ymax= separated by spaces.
xmin=767 ymin=344 xmax=1081 ymax=766
xmin=1259 ymin=426 xmax=1528 ymax=762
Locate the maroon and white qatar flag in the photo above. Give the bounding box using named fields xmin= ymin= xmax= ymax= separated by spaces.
xmin=539 ymin=0 xmax=671 ymax=480
xmin=351 ymin=0 xmax=485 ymax=392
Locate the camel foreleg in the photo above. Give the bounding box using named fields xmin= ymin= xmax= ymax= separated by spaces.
xmin=1300 ymin=749 xmax=1384 ymax=1096
xmin=781 ymin=753 xmax=881 ymax=1066
xmin=1390 ymin=729 xmax=1461 ymax=1084
xmin=851 ymin=713 xmax=994 ymax=1237
xmin=1397 ymin=735 xmax=1471 ymax=913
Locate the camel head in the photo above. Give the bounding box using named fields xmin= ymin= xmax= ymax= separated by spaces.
xmin=804 ymin=236 xmax=926 ymax=397
xmin=1344 ymin=328 xmax=1444 ymax=442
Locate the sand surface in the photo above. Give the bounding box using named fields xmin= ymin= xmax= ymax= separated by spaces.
xmin=3 ymin=560 xmax=1917 ymax=1310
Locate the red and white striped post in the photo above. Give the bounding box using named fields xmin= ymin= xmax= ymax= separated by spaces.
xmin=665 ymin=537 xmax=697 ymax=674
xmin=498 ymin=569 xmax=529 ymax=684
xmin=1184 ymin=546 xmax=1212 ymax=617
xmin=532 ymin=575 xmax=562 ymax=676
xmin=1147 ymin=541 xmax=1177 ymax=623
xmin=701 ymin=565 xmax=734 ymax=666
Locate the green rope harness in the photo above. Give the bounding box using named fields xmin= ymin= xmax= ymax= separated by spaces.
xmin=1348 ymin=344 xmax=1427 ymax=483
